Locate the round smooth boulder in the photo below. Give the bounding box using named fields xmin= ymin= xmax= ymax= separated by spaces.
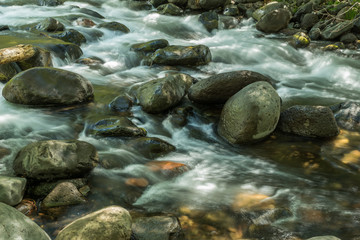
xmin=188 ymin=70 xmax=272 ymax=104
xmin=217 ymin=81 xmax=281 ymax=144
xmin=55 ymin=206 xmax=132 ymax=240
xmin=13 ymin=140 xmax=99 ymax=180
xmin=0 ymin=202 xmax=51 ymax=240
xmin=278 ymin=105 xmax=340 ymax=138
xmin=2 ymin=67 xmax=94 ymax=106
xmin=0 ymin=176 xmax=26 ymax=206
xmin=256 ymin=8 xmax=292 ymax=33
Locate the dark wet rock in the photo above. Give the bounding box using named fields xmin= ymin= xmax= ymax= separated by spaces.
xmin=322 ymin=20 xmax=355 ymax=40
xmin=291 ymin=32 xmax=310 ymax=48
xmin=333 ymin=101 xmax=360 ymax=132
xmin=13 ymin=140 xmax=98 ymax=180
xmin=78 ymin=8 xmax=105 ymax=19
xmin=293 ymin=0 xmax=321 ymax=22
xmin=136 ymin=73 xmax=193 ymax=113
xmin=188 ymin=0 xmax=226 ymax=10
xmin=188 ymin=70 xmax=272 ymax=104
xmin=278 ymin=105 xmax=339 ymax=138
xmin=168 ymin=0 xmax=187 ymax=7
xmin=0 ymin=202 xmax=51 ymax=240
xmin=87 ymin=117 xmax=147 ymax=137
xmin=76 ymin=56 xmax=105 ymax=66
xmin=17 ymin=47 xmax=53 ymax=70
xmin=28 ymin=178 xmax=87 ymax=198
xmin=2 ymin=67 xmax=93 ymax=106
xmin=199 ymin=11 xmax=219 ymax=32
xmin=35 ymin=17 xmax=65 ymax=32
xmin=218 ymin=81 xmax=280 ymax=144
xmin=131 ymin=39 xmax=169 ymax=54
xmin=0 ymin=63 xmax=19 ymax=83
xmin=307 ymin=237 xmax=341 ymax=240
xmin=219 ymin=15 xmax=240 ymax=29
xmin=126 ymin=1 xmax=153 ymax=11
xmin=39 ymin=0 xmax=64 ymax=6
xmin=125 ymin=178 xmax=149 ymax=188
xmin=0 ymin=176 xmax=26 ymax=206
xmin=340 ymin=33 xmax=357 ymax=44
xmin=50 ymin=29 xmax=86 ymax=46
xmin=146 ymin=161 xmax=189 ymax=178
xmin=127 ymin=137 xmax=176 ymax=159
xmin=309 ymin=27 xmax=321 ymax=40
xmin=150 ymin=0 xmax=168 ymax=8
xmin=223 ymin=4 xmax=239 ymax=16
xmin=247 ymin=224 xmax=299 ymax=240
xmin=157 ymin=3 xmax=184 ymax=16
xmin=41 ymin=182 xmax=86 ymax=208
xmin=55 ymin=206 xmax=132 ymax=240
xmin=301 ymin=13 xmax=319 ymax=31
xmin=169 ymin=105 xmax=193 ymax=127
xmin=15 ymin=198 xmax=37 ymax=216
xmin=256 ymin=8 xmax=291 ymax=33
xmin=353 ymin=17 xmax=360 ymax=33
xmin=132 ymin=216 xmax=183 ymax=240
xmin=97 ymin=22 xmax=130 ymax=33
xmin=75 ymin=18 xmax=96 ymax=27
xmin=109 ymin=95 xmax=133 ymax=112
xmin=0 ymin=25 xmax=10 ymax=31
xmin=252 ymin=2 xmax=287 ymax=21
xmin=150 ymin=45 xmax=211 ymax=66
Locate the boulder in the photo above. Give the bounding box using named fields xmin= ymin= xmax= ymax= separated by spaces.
xmin=109 ymin=95 xmax=133 ymax=112
xmin=150 ymin=45 xmax=211 ymax=66
xmin=168 ymin=0 xmax=187 ymax=7
xmin=17 ymin=47 xmax=52 ymax=70
xmin=0 ymin=202 xmax=51 ymax=240
xmin=157 ymin=3 xmax=184 ymax=16
xmin=127 ymin=137 xmax=176 ymax=159
xmin=322 ymin=20 xmax=354 ymax=40
xmin=136 ymin=73 xmax=193 ymax=113
xmin=301 ymin=13 xmax=319 ymax=31
xmin=198 ymin=11 xmax=219 ymax=33
xmin=307 ymin=237 xmax=341 ymax=240
xmin=217 ymin=81 xmax=280 ymax=144
xmin=35 ymin=17 xmax=65 ymax=32
xmin=13 ymin=140 xmax=99 ymax=180
xmin=132 ymin=216 xmax=183 ymax=240
xmin=188 ymin=0 xmax=226 ymax=10
xmin=309 ymin=27 xmax=321 ymax=40
xmin=55 ymin=206 xmax=132 ymax=240
xmin=97 ymin=22 xmax=130 ymax=33
xmin=340 ymin=33 xmax=357 ymax=44
xmin=0 ymin=176 xmax=26 ymax=206
xmin=333 ymin=101 xmax=360 ymax=131
xmin=29 ymin=178 xmax=87 ymax=198
xmin=256 ymin=8 xmax=291 ymax=33
xmin=39 ymin=0 xmax=64 ymax=6
xmin=252 ymin=2 xmax=287 ymax=21
xmin=223 ymin=4 xmax=239 ymax=16
xmin=188 ymin=70 xmax=272 ymax=104
xmin=291 ymin=32 xmax=310 ymax=48
xmin=278 ymin=105 xmax=339 ymax=138
xmin=0 ymin=63 xmax=18 ymax=83
xmin=87 ymin=117 xmax=147 ymax=137
xmin=41 ymin=182 xmax=86 ymax=208
xmin=131 ymin=39 xmax=169 ymax=54
xmin=2 ymin=67 xmax=94 ymax=106
xmin=50 ymin=29 xmax=86 ymax=46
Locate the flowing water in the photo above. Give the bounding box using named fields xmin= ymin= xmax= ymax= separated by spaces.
xmin=1 ymin=1 xmax=360 ymax=239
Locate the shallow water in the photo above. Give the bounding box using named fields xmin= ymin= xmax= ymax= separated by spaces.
xmin=1 ymin=1 xmax=360 ymax=239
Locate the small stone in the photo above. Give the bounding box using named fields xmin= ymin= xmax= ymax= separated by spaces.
xmin=42 ymin=182 xmax=86 ymax=208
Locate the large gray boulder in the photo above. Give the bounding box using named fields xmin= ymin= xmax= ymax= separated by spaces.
xmin=218 ymin=81 xmax=281 ymax=144
xmin=150 ymin=45 xmax=211 ymax=66
xmin=188 ymin=70 xmax=272 ymax=104
xmin=13 ymin=140 xmax=99 ymax=180
xmin=0 ymin=176 xmax=26 ymax=206
xmin=136 ymin=73 xmax=193 ymax=113
xmin=2 ymin=67 xmax=94 ymax=106
xmin=278 ymin=105 xmax=339 ymax=138
xmin=256 ymin=8 xmax=292 ymax=33
xmin=321 ymin=20 xmax=355 ymax=40
xmin=0 ymin=202 xmax=51 ymax=240
xmin=55 ymin=206 xmax=132 ymax=240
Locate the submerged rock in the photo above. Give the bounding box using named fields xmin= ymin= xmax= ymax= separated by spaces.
xmin=35 ymin=17 xmax=65 ymax=32
xmin=136 ymin=73 xmax=193 ymax=113
xmin=50 ymin=29 xmax=86 ymax=46
xmin=13 ymin=140 xmax=99 ymax=180
xmin=97 ymin=21 xmax=130 ymax=33
xmin=146 ymin=161 xmax=189 ymax=178
xmin=55 ymin=206 xmax=132 ymax=240
xmin=2 ymin=67 xmax=94 ymax=106
xmin=218 ymin=81 xmax=281 ymax=144
xmin=0 ymin=176 xmax=26 ymax=206
xmin=150 ymin=45 xmax=211 ymax=66
xmin=109 ymin=95 xmax=134 ymax=112
xmin=0 ymin=202 xmax=51 ymax=240
xmin=278 ymin=105 xmax=339 ymax=138
xmin=127 ymin=137 xmax=176 ymax=159
xmin=256 ymin=8 xmax=291 ymax=33
xmin=198 ymin=11 xmax=219 ymax=32
xmin=41 ymin=182 xmax=86 ymax=208
xmin=188 ymin=70 xmax=272 ymax=104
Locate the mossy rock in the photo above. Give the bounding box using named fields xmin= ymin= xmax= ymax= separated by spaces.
xmin=35 ymin=17 xmax=65 ymax=32
xmin=127 ymin=137 xmax=176 ymax=159
xmin=17 ymin=47 xmax=53 ymax=70
xmin=0 ymin=63 xmax=19 ymax=83
xmin=198 ymin=11 xmax=219 ymax=33
xmin=157 ymin=3 xmax=184 ymax=16
xmin=50 ymin=29 xmax=86 ymax=46
xmin=131 ymin=39 xmax=169 ymax=54
xmin=97 ymin=22 xmax=130 ymax=33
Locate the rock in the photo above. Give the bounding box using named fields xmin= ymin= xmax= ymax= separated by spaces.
xmin=39 ymin=0 xmax=64 ymax=6
xmin=0 ymin=63 xmax=19 ymax=83
xmin=136 ymin=73 xmax=193 ymax=113
xmin=13 ymin=140 xmax=98 ymax=180
xmin=278 ymin=105 xmax=339 ymax=138
xmin=127 ymin=137 xmax=176 ymax=159
xmin=188 ymin=0 xmax=226 ymax=10
xmin=15 ymin=198 xmax=37 ymax=216
xmin=198 ymin=11 xmax=219 ymax=32
xmin=256 ymin=8 xmax=292 ymax=33
xmin=29 ymin=178 xmax=87 ymax=198
xmin=0 ymin=44 xmax=36 ymax=65
xmin=75 ymin=18 xmax=96 ymax=27
xmin=322 ymin=20 xmax=355 ymax=40
xmin=126 ymin=1 xmax=153 ymax=11
xmin=307 ymin=237 xmax=341 ymax=240
xmin=146 ymin=161 xmax=189 ymax=178
xmin=168 ymin=0 xmax=187 ymax=7
xmin=35 ymin=17 xmax=65 ymax=32
xmin=17 ymin=47 xmax=53 ymax=70
xmin=252 ymin=2 xmax=287 ymax=21
xmin=150 ymin=0 xmax=167 ymax=8
xmin=150 ymin=45 xmax=211 ymax=66
xmin=293 ymin=0 xmax=319 ymax=22
xmin=157 ymin=3 xmax=184 ymax=16
xmin=248 ymin=224 xmax=299 ymax=240
xmin=223 ymin=4 xmax=239 ymax=16
xmin=78 ymin=8 xmax=105 ymax=19
xmin=125 ymin=178 xmax=149 ymax=188
xmin=2 ymin=67 xmax=94 ymax=106
xmin=188 ymin=70 xmax=272 ymax=104
xmin=50 ymin=29 xmax=86 ymax=46
xmin=109 ymin=95 xmax=133 ymax=112
xmin=353 ymin=17 xmax=360 ymax=33
xmin=131 ymin=39 xmax=169 ymax=54
xmin=55 ymin=206 xmax=132 ymax=240
xmin=0 ymin=25 xmax=10 ymax=31
xmin=87 ymin=117 xmax=147 ymax=137
xmin=322 ymin=44 xmax=340 ymax=51
xmin=309 ymin=27 xmax=321 ymax=40
xmin=41 ymin=182 xmax=86 ymax=208
xmin=0 ymin=176 xmax=26 ymax=206
xmin=169 ymin=105 xmax=193 ymax=127
xmin=340 ymin=33 xmax=357 ymax=44
xmin=218 ymin=81 xmax=280 ymax=144
xmin=232 ymin=192 xmax=275 ymax=211
xmin=76 ymin=56 xmax=104 ymax=66
xmin=0 ymin=202 xmax=51 ymax=240
xmin=333 ymin=101 xmax=360 ymax=131
xmin=132 ymin=216 xmax=183 ymax=240
xmin=97 ymin=22 xmax=130 ymax=33
xmin=301 ymin=13 xmax=319 ymax=31
xmin=291 ymin=32 xmax=310 ymax=48
xmin=0 ymin=147 xmax=11 ymax=160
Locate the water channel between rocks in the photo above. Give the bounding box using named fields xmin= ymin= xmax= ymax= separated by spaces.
xmin=1 ymin=0 xmax=360 ymax=239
